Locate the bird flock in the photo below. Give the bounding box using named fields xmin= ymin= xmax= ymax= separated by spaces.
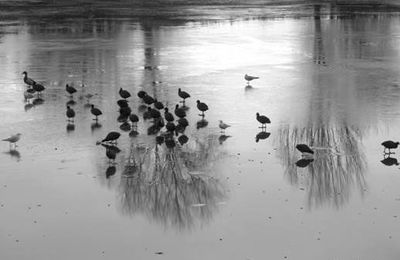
xmin=2 ymin=71 xmax=273 ymax=165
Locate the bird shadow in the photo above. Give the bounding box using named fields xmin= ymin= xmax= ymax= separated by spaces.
xmin=295 ymin=158 xmax=314 ymax=168
xmin=32 ymin=98 xmax=44 ymax=106
xmin=218 ymin=134 xmax=231 ymax=145
xmin=66 ymin=100 xmax=76 ymax=106
xmin=106 ymin=165 xmax=117 ymax=178
xmin=381 ymin=154 xmax=399 ymax=166
xmin=66 ymin=123 xmax=75 ymax=132
xmin=91 ymin=122 xmax=102 ymax=132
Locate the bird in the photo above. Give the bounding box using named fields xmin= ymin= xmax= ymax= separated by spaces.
xmin=22 ymin=71 xmax=35 ymax=86
xmin=137 ymin=90 xmax=147 ymax=99
xmin=32 ymin=82 xmax=45 ymax=95
xmin=174 ymin=104 xmax=186 ymax=118
xmin=177 ymin=117 xmax=189 ymax=128
xmin=155 ymin=135 xmax=165 ymax=145
xmin=244 ymin=74 xmax=259 ymax=85
xmin=381 ymin=140 xmax=399 ymax=153
xmin=219 ymin=120 xmax=231 ymax=133
xmin=119 ymin=88 xmax=131 ymax=100
xmin=296 ymin=144 xmax=314 ymax=154
xmin=117 ymin=99 xmax=129 ymax=108
xmin=101 ymin=131 xmax=121 ymax=144
xmin=256 ymin=113 xmax=271 ymax=128
xmin=166 ymin=122 xmax=176 ymax=132
xmin=197 ymin=100 xmax=208 ymax=117
xmin=178 ymin=88 xmax=190 ymax=104
xmin=154 ymin=99 xmax=164 ymax=110
xmin=178 ymin=134 xmax=189 ymax=145
xmin=66 ymin=106 xmax=75 ymax=122
xmin=129 ymin=114 xmax=139 ymax=127
xmin=165 ymin=138 xmax=176 ymax=149
xmin=2 ymin=133 xmax=21 ymax=148
xmin=90 ymin=105 xmax=102 ymax=121
xmin=66 ymin=84 xmax=77 ymax=97
xmin=119 ymin=106 xmax=131 ymax=117
xmin=164 ymin=108 xmax=174 ymax=122
xmin=143 ymin=94 xmax=155 ymax=105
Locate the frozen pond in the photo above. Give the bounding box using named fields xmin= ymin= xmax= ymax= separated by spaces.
xmin=1 ymin=4 xmax=400 ymax=260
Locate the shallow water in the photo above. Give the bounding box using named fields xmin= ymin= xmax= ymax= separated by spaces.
xmin=1 ymin=4 xmax=400 ymax=260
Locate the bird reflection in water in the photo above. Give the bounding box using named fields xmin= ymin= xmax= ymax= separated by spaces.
xmin=381 ymin=154 xmax=399 ymax=166
xmin=255 ymin=131 xmax=270 ymax=143
xmin=66 ymin=99 xmax=76 ymax=106
xmin=106 ymin=165 xmax=117 ymax=178
xmin=66 ymin=123 xmax=75 ymax=132
xmin=4 ymin=149 xmax=21 ymax=162
xmin=218 ymin=134 xmax=231 ymax=145
xmin=91 ymin=122 xmax=102 ymax=132
xmin=196 ymin=119 xmax=208 ymax=130
xmin=32 ymin=98 xmax=44 ymax=106
xmin=117 ymin=134 xmax=227 ymax=230
xmin=277 ymin=125 xmax=367 ymax=209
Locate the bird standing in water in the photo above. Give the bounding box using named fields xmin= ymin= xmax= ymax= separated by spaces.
xmin=296 ymin=144 xmax=314 ymax=155
xmin=22 ymin=71 xmax=35 ymax=86
xmin=381 ymin=140 xmax=399 ymax=153
xmin=256 ymin=113 xmax=271 ymax=129
xmin=119 ymin=88 xmax=131 ymax=100
xmin=66 ymin=106 xmax=75 ymax=122
xmin=66 ymin=84 xmax=77 ymax=97
xmin=178 ymin=88 xmax=190 ymax=105
xmin=197 ymin=100 xmax=208 ymax=117
xmin=244 ymin=74 xmax=259 ymax=85
xmin=91 ymin=105 xmax=102 ymax=121
xmin=219 ymin=120 xmax=231 ymax=133
xmin=2 ymin=133 xmax=22 ymax=149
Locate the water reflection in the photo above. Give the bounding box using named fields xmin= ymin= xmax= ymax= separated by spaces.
xmin=277 ymin=124 xmax=367 ymax=209
xmin=3 ymin=149 xmax=21 ymax=162
xmin=116 ymin=134 xmax=227 ymax=230
xmin=381 ymin=154 xmax=399 ymax=166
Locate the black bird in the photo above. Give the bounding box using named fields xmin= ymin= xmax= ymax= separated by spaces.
xmin=256 ymin=113 xmax=271 ymax=128
xmin=101 ymin=131 xmax=121 ymax=144
xmin=143 ymin=94 xmax=155 ymax=105
xmin=119 ymin=88 xmax=131 ymax=100
xmin=165 ymin=138 xmax=176 ymax=149
xmin=177 ymin=117 xmax=189 ymax=127
xmin=22 ymin=71 xmax=36 ymax=86
xmin=255 ymin=131 xmax=270 ymax=142
xmin=117 ymin=114 xmax=128 ymax=123
xmin=137 ymin=90 xmax=147 ymax=99
xmin=174 ymin=104 xmax=186 ymax=118
xmin=175 ymin=124 xmax=186 ymax=134
xmin=150 ymin=108 xmax=161 ymax=119
xmin=143 ymin=107 xmax=152 ymax=120
xmin=66 ymin=84 xmax=77 ymax=97
xmin=178 ymin=88 xmax=190 ymax=104
xmin=120 ymin=121 xmax=131 ymax=132
xmin=154 ymin=99 xmax=164 ymax=110
xmin=119 ymin=106 xmax=131 ymax=117
xmin=296 ymin=144 xmax=314 ymax=154
xmin=91 ymin=105 xmax=102 ymax=120
xmin=166 ymin=122 xmax=176 ymax=132
xmin=117 ymin=99 xmax=129 ymax=108
xmin=197 ymin=100 xmax=208 ymax=117
xmin=381 ymin=156 xmax=399 ymax=166
xmin=66 ymin=106 xmax=75 ymax=122
xmin=32 ymin=82 xmax=45 ymax=94
xmin=164 ymin=108 xmax=174 ymax=122
xmin=381 ymin=140 xmax=399 ymax=153
xmin=295 ymin=158 xmax=314 ymax=168
xmin=129 ymin=114 xmax=139 ymax=127
xmin=178 ymin=134 xmax=189 ymax=145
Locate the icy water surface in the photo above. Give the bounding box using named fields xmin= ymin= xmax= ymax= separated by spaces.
xmin=1 ymin=7 xmax=400 ymax=260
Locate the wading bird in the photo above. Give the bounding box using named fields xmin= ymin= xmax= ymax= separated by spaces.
xmin=2 ymin=133 xmax=21 ymax=148
xmin=22 ymin=71 xmax=35 ymax=86
xmin=381 ymin=140 xmax=399 ymax=153
xmin=178 ymin=88 xmax=190 ymax=104
xmin=197 ymin=100 xmax=208 ymax=117
xmin=219 ymin=120 xmax=231 ymax=133
xmin=66 ymin=84 xmax=77 ymax=97
xmin=256 ymin=113 xmax=271 ymax=129
xmin=296 ymin=144 xmax=314 ymax=155
xmin=66 ymin=106 xmax=75 ymax=122
xmin=244 ymin=74 xmax=259 ymax=85
xmin=91 ymin=105 xmax=102 ymax=121
xmin=119 ymin=88 xmax=131 ymax=100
